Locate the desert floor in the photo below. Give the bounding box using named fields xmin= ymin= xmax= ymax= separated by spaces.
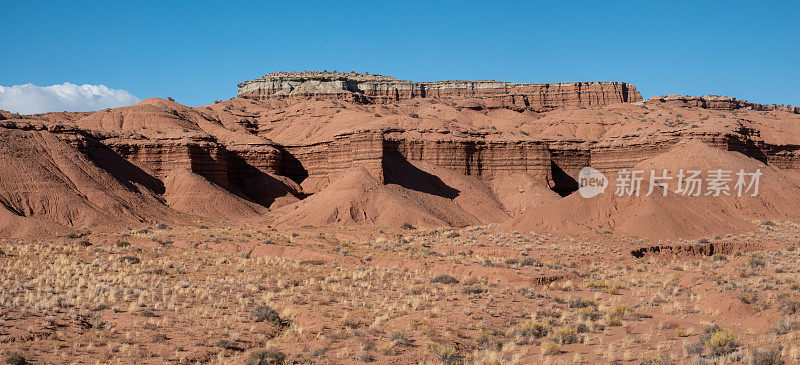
xmin=1 ymin=221 xmax=799 ymax=364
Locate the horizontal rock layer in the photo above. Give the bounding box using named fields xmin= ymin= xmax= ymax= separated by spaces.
xmin=648 ymin=95 xmax=800 ymax=114
xmin=238 ymin=72 xmax=643 ymax=111
xmin=5 ymin=114 xmax=797 ymax=201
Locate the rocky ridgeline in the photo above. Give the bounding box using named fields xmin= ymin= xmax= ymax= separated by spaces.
xmin=649 ymin=94 xmax=800 ymax=114
xmin=238 ymin=71 xmax=643 ymax=111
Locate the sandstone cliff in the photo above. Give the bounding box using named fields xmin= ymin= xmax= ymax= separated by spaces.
xmin=649 ymin=94 xmax=800 ymax=114
xmin=238 ymin=71 xmax=643 ymax=111
xmin=2 ymin=71 xmax=800 ymax=238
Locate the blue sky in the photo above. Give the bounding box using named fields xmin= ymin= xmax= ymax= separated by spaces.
xmin=1 ymin=0 xmax=798 ymax=109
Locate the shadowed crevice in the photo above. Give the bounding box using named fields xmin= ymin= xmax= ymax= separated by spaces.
xmin=382 ymin=148 xmax=460 ymax=199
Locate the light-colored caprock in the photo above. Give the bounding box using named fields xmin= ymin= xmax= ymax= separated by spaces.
xmin=237 ymin=71 xmax=643 ymax=110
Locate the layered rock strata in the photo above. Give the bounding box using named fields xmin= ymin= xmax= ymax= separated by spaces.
xmin=649 ymin=95 xmax=800 ymax=114
xmin=238 ymin=71 xmax=643 ymax=111
xmin=4 ymin=72 xmax=800 ymax=226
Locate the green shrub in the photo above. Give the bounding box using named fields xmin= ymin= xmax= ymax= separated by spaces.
xmin=750 ymin=347 xmax=785 ymax=365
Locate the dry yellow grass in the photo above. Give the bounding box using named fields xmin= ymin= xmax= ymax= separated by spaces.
xmin=0 ymin=222 xmax=799 ymax=363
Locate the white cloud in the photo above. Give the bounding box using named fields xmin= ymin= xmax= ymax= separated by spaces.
xmin=0 ymin=83 xmax=140 ymax=115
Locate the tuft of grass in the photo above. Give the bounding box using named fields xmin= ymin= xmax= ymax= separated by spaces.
xmin=250 ymin=304 xmax=285 ymax=326
xmin=245 ymin=349 xmax=286 ymax=365
xmin=355 ymin=348 xmax=375 ymax=362
xmin=152 ymin=333 xmax=169 ymax=343
xmin=431 ymin=274 xmax=459 ymax=284
xmin=476 ymin=329 xmax=495 ymax=349
xmin=462 ymin=284 xmax=486 ymax=295
xmin=568 ymin=298 xmax=597 ymax=309
xmin=586 ymin=280 xmax=608 ymax=290
xmin=516 ymin=320 xmax=551 ymax=340
xmin=390 ymin=331 xmax=413 ymax=347
xmin=642 ymin=351 xmax=672 ymax=365
xmin=773 ymin=316 xmax=800 ymax=335
xmin=119 ymin=256 xmax=140 ymax=264
xmin=749 ymin=255 xmax=766 ymax=268
xmin=750 ymin=347 xmax=785 ymax=365
xmin=683 ymin=341 xmax=703 ymax=357
xmin=215 ymin=338 xmax=238 ymax=350
xmin=427 ymin=342 xmax=456 ymax=364
xmin=606 ymin=316 xmax=623 ymax=327
xmin=610 ymin=305 xmax=633 ymax=318
xmin=520 ymin=257 xmax=542 ymax=267
xmin=705 ymin=329 xmax=738 ymax=356
xmin=443 ymin=230 xmax=460 ymax=238
xmin=541 ymin=340 xmax=561 ymax=356
xmin=579 ymin=307 xmax=601 ymax=321
xmin=609 ymin=282 xmax=626 ymax=295
xmin=552 ymin=326 xmax=579 ymax=345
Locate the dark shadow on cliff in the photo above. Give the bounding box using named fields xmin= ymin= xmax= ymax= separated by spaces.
xmin=550 ymin=161 xmax=579 ymax=197
xmin=84 ymin=139 xmax=166 ymax=195
xmin=727 ymin=132 xmax=769 ymax=164
xmin=382 ymin=151 xmax=460 ymax=199
xmin=227 ymin=152 xmax=305 ymax=207
xmin=278 ymin=148 xmax=309 ymax=185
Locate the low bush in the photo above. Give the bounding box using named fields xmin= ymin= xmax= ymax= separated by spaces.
xmin=251 ymin=304 xmax=285 ymax=326
xmin=245 ymin=349 xmax=286 ymax=365
xmin=431 ymin=274 xmax=459 ymax=284
xmin=541 ymin=340 xmax=561 ymax=356
xmin=704 ymin=329 xmax=738 ymax=357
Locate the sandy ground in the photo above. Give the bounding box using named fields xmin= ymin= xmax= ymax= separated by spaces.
xmin=2 ymin=221 xmax=799 ymax=364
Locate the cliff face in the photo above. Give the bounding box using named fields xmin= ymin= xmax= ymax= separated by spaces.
xmin=280 ymin=131 xmax=385 ymax=192
xmin=238 ymin=71 xmax=643 ymax=111
xmin=3 ymin=71 xmax=800 ymax=232
xmin=649 ymin=95 xmax=800 ymax=114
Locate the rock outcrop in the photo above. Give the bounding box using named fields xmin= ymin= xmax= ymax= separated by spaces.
xmin=2 ymin=71 xmax=800 ymax=237
xmin=649 ymin=94 xmax=800 ymax=114
xmin=238 ymin=71 xmax=643 ymax=111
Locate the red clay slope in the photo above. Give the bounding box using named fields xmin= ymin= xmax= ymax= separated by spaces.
xmin=506 ymin=139 xmax=800 ymax=239
xmin=0 ymin=128 xmax=176 ymax=237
